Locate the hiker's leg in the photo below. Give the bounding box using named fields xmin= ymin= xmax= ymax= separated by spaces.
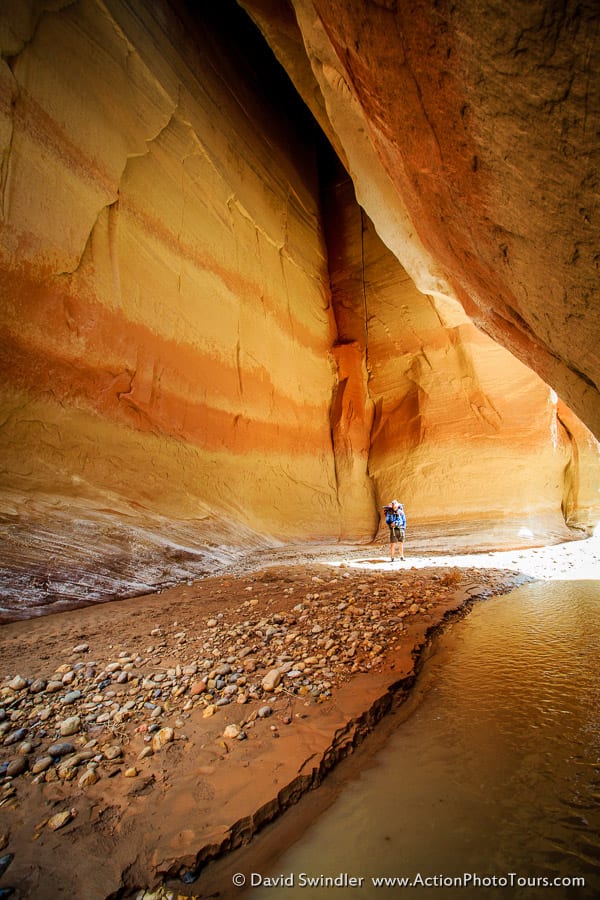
xmin=389 ymin=529 xmax=396 ymax=559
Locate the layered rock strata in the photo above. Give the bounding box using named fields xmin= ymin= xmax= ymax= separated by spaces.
xmin=0 ymin=0 xmax=342 ymax=612
xmin=0 ymin=0 xmax=598 ymax=614
xmin=241 ymin=0 xmax=600 ymax=438
xmin=323 ymin=161 xmax=597 ymax=538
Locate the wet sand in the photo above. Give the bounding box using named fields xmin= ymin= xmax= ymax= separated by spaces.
xmin=0 ymin=538 xmax=598 ymax=899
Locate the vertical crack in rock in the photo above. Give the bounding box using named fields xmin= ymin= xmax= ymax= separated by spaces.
xmin=359 ymin=207 xmax=370 ymax=374
xmin=107 ymin=197 xmax=122 ymax=307
xmin=235 ymin=330 xmax=244 ymax=397
xmin=0 ymin=67 xmax=17 ymax=223
xmin=557 ymin=406 xmax=579 ymax=526
xmin=321 ymin=154 xmax=378 ymax=539
xmin=328 ymin=368 xmax=347 ymax=529
xmin=359 ymin=208 xmax=383 ymax=538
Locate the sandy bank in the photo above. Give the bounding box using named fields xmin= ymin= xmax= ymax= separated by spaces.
xmin=1 ymin=539 xmax=597 ymax=898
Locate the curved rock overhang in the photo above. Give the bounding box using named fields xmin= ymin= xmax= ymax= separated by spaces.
xmin=240 ymin=0 xmax=600 ymax=439
xmin=0 ymin=0 xmax=598 ymax=615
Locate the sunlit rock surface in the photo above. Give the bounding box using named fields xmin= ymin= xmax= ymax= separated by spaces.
xmin=322 ymin=163 xmax=596 ymax=541
xmin=0 ymin=0 xmax=342 ymax=617
xmin=0 ymin=0 xmax=598 ymax=618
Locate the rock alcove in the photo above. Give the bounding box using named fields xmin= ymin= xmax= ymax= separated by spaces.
xmin=0 ymin=0 xmax=598 ymax=618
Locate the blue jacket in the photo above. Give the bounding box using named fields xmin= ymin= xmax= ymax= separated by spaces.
xmin=385 ymin=506 xmax=406 ymax=528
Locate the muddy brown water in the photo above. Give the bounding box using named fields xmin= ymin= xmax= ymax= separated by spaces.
xmin=240 ymin=579 xmax=600 ymax=899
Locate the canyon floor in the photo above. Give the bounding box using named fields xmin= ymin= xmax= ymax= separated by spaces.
xmin=0 ymin=535 xmax=598 ymax=899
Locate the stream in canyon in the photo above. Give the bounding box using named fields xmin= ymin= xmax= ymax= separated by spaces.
xmin=246 ymin=579 xmax=600 ymax=899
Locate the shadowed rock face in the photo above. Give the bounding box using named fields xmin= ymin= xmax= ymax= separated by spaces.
xmin=321 ymin=158 xmax=599 ymax=538
xmin=0 ymin=0 xmax=598 ymax=615
xmin=242 ymin=0 xmax=600 ymax=438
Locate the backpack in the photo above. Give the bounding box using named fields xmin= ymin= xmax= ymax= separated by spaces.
xmin=383 ymin=505 xmax=394 ymax=526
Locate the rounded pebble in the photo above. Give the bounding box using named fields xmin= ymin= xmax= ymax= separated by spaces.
xmin=47 ymin=742 xmax=75 ymax=758
xmin=47 ymin=810 xmax=73 ymax=831
xmin=151 ymin=727 xmax=174 ymax=751
xmin=6 ymin=755 xmax=29 ymax=777
xmin=60 ymin=716 xmax=81 ymax=737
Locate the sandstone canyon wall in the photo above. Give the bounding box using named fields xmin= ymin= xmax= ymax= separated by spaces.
xmin=0 ymin=0 xmax=598 ymax=618
xmin=0 ymin=0 xmax=347 ymax=616
xmin=322 ymin=160 xmax=599 ymax=540
xmin=241 ymin=0 xmax=600 ymax=439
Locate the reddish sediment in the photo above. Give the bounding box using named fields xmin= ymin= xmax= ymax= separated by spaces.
xmin=0 ymin=556 xmax=524 ymax=898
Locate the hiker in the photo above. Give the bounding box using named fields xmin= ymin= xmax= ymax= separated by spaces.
xmin=384 ymin=499 xmax=406 ymax=562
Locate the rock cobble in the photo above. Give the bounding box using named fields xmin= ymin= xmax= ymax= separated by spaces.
xmin=0 ymin=568 xmax=503 ymax=811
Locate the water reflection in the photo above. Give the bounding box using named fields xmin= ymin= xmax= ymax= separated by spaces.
xmin=250 ymin=581 xmax=600 ymax=899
